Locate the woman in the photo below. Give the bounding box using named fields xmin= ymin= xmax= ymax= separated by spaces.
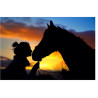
xmin=1 ymin=42 xmax=39 ymax=80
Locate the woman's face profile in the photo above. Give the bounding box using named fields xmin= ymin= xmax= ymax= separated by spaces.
xmin=25 ymin=45 xmax=32 ymax=57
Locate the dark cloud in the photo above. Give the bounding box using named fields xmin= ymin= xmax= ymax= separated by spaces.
xmin=18 ymin=17 xmax=32 ymax=22
xmin=1 ymin=17 xmax=32 ymax=23
xmin=0 ymin=56 xmax=12 ymax=67
xmin=69 ymin=30 xmax=95 ymax=49
xmin=1 ymin=17 xmax=10 ymax=22
xmin=0 ymin=20 xmax=46 ymax=41
xmin=68 ymin=29 xmax=76 ymax=33
xmin=0 ymin=56 xmax=11 ymax=60
xmin=35 ymin=18 xmax=49 ymax=26
xmin=0 ymin=19 xmax=95 ymax=49
xmin=55 ymin=24 xmax=67 ymax=29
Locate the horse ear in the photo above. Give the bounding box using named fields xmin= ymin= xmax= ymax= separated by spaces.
xmin=50 ymin=20 xmax=54 ymax=27
xmin=47 ymin=23 xmax=50 ymax=28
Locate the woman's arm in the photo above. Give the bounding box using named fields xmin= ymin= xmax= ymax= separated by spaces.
xmin=28 ymin=61 xmax=39 ymax=79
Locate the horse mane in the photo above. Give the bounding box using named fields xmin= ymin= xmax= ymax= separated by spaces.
xmin=56 ymin=26 xmax=92 ymax=50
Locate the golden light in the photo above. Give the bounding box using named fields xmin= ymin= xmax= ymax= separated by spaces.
xmin=26 ymin=51 xmax=69 ymax=71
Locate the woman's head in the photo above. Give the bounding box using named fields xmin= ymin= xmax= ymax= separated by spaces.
xmin=12 ymin=42 xmax=32 ymax=57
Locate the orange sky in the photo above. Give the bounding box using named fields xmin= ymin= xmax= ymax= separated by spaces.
xmin=0 ymin=20 xmax=95 ymax=49
xmin=0 ymin=21 xmax=45 ymax=41
xmin=26 ymin=51 xmax=69 ymax=71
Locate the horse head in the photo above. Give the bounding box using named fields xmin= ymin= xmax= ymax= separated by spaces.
xmin=32 ymin=21 xmax=59 ymax=61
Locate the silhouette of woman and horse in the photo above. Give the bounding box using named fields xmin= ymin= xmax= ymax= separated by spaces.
xmin=1 ymin=20 xmax=95 ymax=80
xmin=32 ymin=21 xmax=95 ymax=80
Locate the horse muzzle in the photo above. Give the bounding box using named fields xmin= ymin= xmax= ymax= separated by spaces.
xmin=32 ymin=53 xmax=42 ymax=61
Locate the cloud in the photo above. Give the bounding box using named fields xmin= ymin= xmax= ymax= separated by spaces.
xmin=0 ymin=56 xmax=12 ymax=67
xmin=55 ymin=24 xmax=67 ymax=29
xmin=77 ymin=31 xmax=95 ymax=49
xmin=0 ymin=20 xmax=95 ymax=49
xmin=1 ymin=17 xmax=10 ymax=22
xmin=19 ymin=17 xmax=32 ymax=22
xmin=0 ymin=56 xmax=11 ymax=60
xmin=35 ymin=18 xmax=49 ymax=26
xmin=0 ymin=20 xmax=46 ymax=41
xmin=1 ymin=17 xmax=32 ymax=24
xmin=69 ymin=30 xmax=95 ymax=49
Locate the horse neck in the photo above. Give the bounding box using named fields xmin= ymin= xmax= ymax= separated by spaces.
xmin=58 ymin=37 xmax=94 ymax=72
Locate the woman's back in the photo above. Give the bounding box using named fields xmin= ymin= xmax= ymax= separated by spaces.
xmin=1 ymin=56 xmax=29 ymax=80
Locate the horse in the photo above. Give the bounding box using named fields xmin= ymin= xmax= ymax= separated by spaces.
xmin=32 ymin=20 xmax=95 ymax=80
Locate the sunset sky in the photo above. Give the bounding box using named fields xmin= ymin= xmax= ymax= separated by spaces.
xmin=0 ymin=17 xmax=95 ymax=71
